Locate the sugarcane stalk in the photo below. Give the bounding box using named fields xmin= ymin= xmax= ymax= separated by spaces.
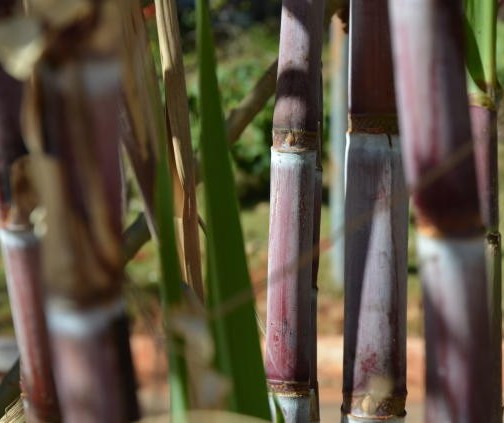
xmin=329 ymin=15 xmax=348 ymax=289
xmin=226 ymin=3 xmax=344 ymax=149
xmin=0 ymin=54 xmax=60 ymax=422
xmin=341 ymin=2 xmax=408 ymax=422
xmin=464 ymin=1 xmax=502 ymax=421
xmin=23 ymin=3 xmax=139 ymax=420
xmin=389 ymin=0 xmax=493 ymax=421
xmin=265 ymin=0 xmax=324 ymax=421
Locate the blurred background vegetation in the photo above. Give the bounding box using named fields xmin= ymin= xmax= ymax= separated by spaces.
xmin=2 ymin=0 xmax=504 ymax=338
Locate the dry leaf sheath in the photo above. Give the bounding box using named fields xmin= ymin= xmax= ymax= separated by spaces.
xmin=154 ymin=0 xmax=203 ymax=300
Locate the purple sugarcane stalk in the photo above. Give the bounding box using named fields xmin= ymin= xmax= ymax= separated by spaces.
xmin=0 ymin=60 xmax=60 ymax=421
xmin=389 ymin=0 xmax=493 ymax=421
xmin=341 ymin=1 xmax=408 ymax=422
xmin=471 ymin=102 xmax=501 ymax=423
xmin=25 ymin=12 xmax=139 ymax=421
xmin=265 ymin=0 xmax=325 ymax=421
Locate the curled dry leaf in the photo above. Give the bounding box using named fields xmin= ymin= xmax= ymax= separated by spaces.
xmin=0 ymin=16 xmax=45 ymax=80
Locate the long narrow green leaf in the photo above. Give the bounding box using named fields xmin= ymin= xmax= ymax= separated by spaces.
xmin=464 ymin=0 xmax=498 ymax=100
xmin=196 ymin=0 xmax=270 ymax=419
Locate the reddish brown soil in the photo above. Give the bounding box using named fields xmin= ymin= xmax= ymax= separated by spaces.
xmin=130 ymin=331 xmax=428 ymax=415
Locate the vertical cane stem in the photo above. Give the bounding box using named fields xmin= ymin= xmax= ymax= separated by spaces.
xmin=342 ymin=2 xmax=408 ymax=421
xmin=389 ymin=1 xmax=492 ymax=421
xmin=265 ymin=0 xmax=325 ymax=421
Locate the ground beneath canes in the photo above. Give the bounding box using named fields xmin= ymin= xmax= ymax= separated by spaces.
xmin=131 ymin=333 xmax=432 ymax=422
xmin=1 ymin=333 xmax=503 ymax=421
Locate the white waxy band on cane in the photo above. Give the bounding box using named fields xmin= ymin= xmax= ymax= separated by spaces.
xmin=47 ymin=299 xmax=125 ymax=338
xmin=0 ymin=229 xmax=39 ymax=248
xmin=82 ymin=61 xmax=122 ymax=95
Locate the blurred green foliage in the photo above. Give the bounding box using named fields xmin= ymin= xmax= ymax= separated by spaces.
xmin=184 ymin=22 xmax=333 ymax=203
xmin=185 ymin=24 xmax=279 ymax=202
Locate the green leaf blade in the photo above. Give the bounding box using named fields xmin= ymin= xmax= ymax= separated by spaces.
xmin=196 ymin=0 xmax=270 ymax=419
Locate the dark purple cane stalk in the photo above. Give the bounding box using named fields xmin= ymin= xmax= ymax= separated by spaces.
xmin=465 ymin=2 xmax=502 ymax=419
xmin=471 ymin=106 xmax=502 ymax=423
xmin=341 ymin=1 xmax=408 ymax=422
xmin=22 ymin=6 xmax=139 ymax=421
xmin=265 ymin=0 xmax=324 ymax=421
xmin=0 ymin=51 xmax=61 ymax=423
xmin=389 ymin=0 xmax=492 ymax=421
